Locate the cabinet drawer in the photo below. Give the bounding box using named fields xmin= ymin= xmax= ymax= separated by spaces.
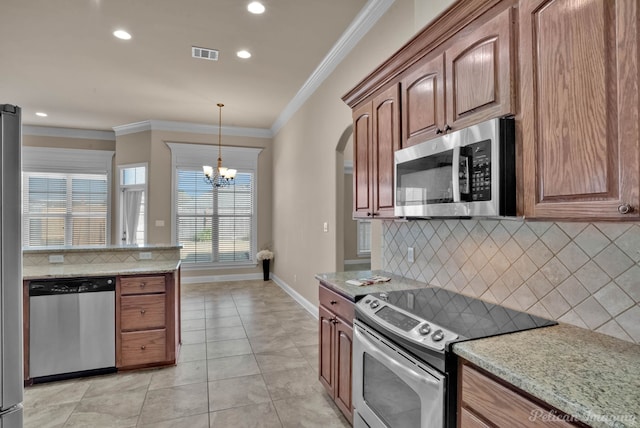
xmin=319 ymin=285 xmax=354 ymax=323
xmin=120 ymin=275 xmax=166 ymax=295
xmin=461 ymin=364 xmax=579 ymax=428
xmin=121 ymin=294 xmax=166 ymax=331
xmin=120 ymin=329 xmax=166 ymax=367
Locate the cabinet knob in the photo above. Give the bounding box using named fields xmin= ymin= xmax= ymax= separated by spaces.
xmin=140 ymin=345 xmax=146 ymax=350
xmin=331 ymin=318 xmax=338 ymax=325
xmin=618 ymin=204 xmax=633 ymax=214
xmin=444 ymin=124 xmax=452 ymax=132
xmin=367 ymin=212 xmax=372 ymax=217
xmin=140 ymin=282 xmax=146 ymax=288
xmin=330 ymin=300 xmax=337 ymax=305
xmin=140 ymin=309 xmax=146 ymax=314
xmin=435 ymin=128 xmax=443 ymax=135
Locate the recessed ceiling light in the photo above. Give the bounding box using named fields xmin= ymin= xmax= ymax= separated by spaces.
xmin=36 ymin=112 xmax=48 ymax=117
xmin=247 ymin=2 xmax=265 ymax=14
xmin=237 ymin=50 xmax=252 ymax=59
xmin=113 ymin=30 xmax=132 ymax=40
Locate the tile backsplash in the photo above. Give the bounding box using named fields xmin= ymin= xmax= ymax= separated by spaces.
xmin=23 ymin=247 xmax=181 ymax=266
xmin=383 ymin=219 xmax=640 ymax=344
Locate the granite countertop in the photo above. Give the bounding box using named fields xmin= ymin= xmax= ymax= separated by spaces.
xmin=314 ymin=270 xmax=427 ymax=300
xmin=23 ymin=244 xmax=181 ymax=254
xmin=453 ymin=323 xmax=640 ymax=428
xmin=23 ymin=261 xmax=181 ymax=279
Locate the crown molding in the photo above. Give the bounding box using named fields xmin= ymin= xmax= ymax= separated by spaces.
xmin=113 ymin=119 xmax=272 ymax=139
xmin=22 ymin=125 xmax=115 ymax=141
xmin=270 ymin=0 xmax=395 ymax=135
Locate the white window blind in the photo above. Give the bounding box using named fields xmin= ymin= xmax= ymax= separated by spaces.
xmin=23 ymin=172 xmax=108 ymax=247
xmin=176 ymin=169 xmax=254 ymax=264
xmin=358 ymin=220 xmax=372 ymax=256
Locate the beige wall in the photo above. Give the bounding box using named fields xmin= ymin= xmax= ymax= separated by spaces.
xmin=22 ymin=134 xmax=115 ymax=151
xmin=272 ymin=0 xmax=454 ymax=306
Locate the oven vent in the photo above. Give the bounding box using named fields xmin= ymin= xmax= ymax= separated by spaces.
xmin=192 ymin=46 xmax=219 ymax=61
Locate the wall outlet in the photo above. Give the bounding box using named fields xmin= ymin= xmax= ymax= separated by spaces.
xmin=323 ymin=222 xmax=329 ymax=233
xmin=49 ymin=254 xmax=64 ymax=264
xmin=407 ymin=247 xmax=414 ymax=264
xmin=139 ymin=252 xmax=153 ymax=260
xmin=155 ymin=220 xmax=165 ymax=227
xmin=294 ymin=274 xmax=297 ymax=283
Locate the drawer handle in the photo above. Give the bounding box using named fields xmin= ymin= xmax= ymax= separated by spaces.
xmin=330 ymin=300 xmax=337 ymax=305
xmin=140 ymin=282 xmax=146 ymax=288
xmin=141 ymin=345 xmax=146 ymax=350
xmin=140 ymin=309 xmax=146 ymax=315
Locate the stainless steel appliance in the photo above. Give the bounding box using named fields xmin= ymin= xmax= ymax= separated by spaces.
xmin=29 ymin=277 xmax=116 ymax=382
xmin=395 ymin=118 xmax=516 ymax=218
xmin=353 ymin=287 xmax=556 ymax=428
xmin=0 ymin=104 xmax=24 ymax=427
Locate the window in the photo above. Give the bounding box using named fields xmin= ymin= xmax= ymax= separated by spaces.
xmin=22 ymin=147 xmax=114 ymax=249
xmin=168 ymin=143 xmax=261 ymax=267
xmin=358 ymin=220 xmax=372 ymax=256
xmin=23 ymin=172 xmax=108 ymax=247
xmin=118 ymin=165 xmax=147 ymax=245
xmin=176 ymin=169 xmax=254 ymax=263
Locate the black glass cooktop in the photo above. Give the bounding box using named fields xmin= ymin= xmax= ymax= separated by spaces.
xmin=365 ymin=287 xmax=556 ymax=341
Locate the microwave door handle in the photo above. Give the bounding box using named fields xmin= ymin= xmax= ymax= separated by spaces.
xmin=452 ymin=146 xmax=461 ymax=203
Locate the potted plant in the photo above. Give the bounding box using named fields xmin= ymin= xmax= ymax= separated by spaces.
xmin=257 ymin=249 xmax=274 ymax=281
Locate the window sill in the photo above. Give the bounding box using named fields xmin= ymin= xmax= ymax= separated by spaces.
xmin=182 ymin=261 xmax=258 ymax=271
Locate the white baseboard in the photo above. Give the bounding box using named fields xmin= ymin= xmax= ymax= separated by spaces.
xmin=271 ymin=274 xmax=319 ymax=320
xmin=181 ymin=272 xmax=264 ymax=284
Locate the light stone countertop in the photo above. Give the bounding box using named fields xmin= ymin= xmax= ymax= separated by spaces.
xmin=314 ymin=270 xmax=428 ymax=301
xmin=453 ymin=323 xmax=640 ymax=428
xmin=23 ymin=261 xmax=181 ymax=279
xmin=23 ymin=244 xmax=181 ymax=254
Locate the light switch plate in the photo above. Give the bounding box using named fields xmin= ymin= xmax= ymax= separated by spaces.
xmin=139 ymin=252 xmax=153 ymax=260
xmin=407 ymin=247 xmax=414 ymax=263
xmin=323 ymin=222 xmax=328 ymax=233
xmin=49 ymin=254 xmax=64 ymax=264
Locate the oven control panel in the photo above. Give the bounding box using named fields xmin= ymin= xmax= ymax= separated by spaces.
xmin=356 ymin=294 xmax=458 ymax=351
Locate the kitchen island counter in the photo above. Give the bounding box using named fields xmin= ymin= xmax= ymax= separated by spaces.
xmin=23 ymin=261 xmax=181 ymax=280
xmin=453 ymin=323 xmax=640 ymax=428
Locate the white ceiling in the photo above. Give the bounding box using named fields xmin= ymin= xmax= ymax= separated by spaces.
xmin=0 ymin=0 xmax=370 ymax=132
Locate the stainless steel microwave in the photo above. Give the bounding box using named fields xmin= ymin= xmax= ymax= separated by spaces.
xmin=394 ymin=118 xmax=516 ymax=218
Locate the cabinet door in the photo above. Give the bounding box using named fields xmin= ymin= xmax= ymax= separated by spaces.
xmin=334 ymin=318 xmax=354 ymax=423
xmin=401 ymin=55 xmax=446 ymax=147
xmin=520 ymin=0 xmax=639 ymax=218
xmin=353 ymin=102 xmax=373 ymax=219
xmin=445 ymin=7 xmax=514 ymax=131
xmin=372 ymin=84 xmax=401 ymax=218
xmin=318 ymin=305 xmax=335 ymax=396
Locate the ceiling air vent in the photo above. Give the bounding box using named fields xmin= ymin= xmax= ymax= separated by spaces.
xmin=192 ymin=46 xmax=219 ymax=61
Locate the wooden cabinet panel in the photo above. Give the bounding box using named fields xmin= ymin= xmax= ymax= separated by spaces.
xmin=318 ymin=284 xmax=355 ymax=423
xmin=460 ymin=408 xmax=492 ymax=428
xmin=461 ymin=363 xmax=580 ymax=428
xmin=372 ymin=84 xmax=401 ymax=218
xmin=121 ymin=294 xmax=166 ymax=331
xmin=445 ymin=7 xmax=514 ymax=131
xmin=401 ymin=55 xmax=445 ymax=147
xmin=353 ymin=102 xmax=373 ymax=218
xmin=319 ymin=285 xmax=354 ymax=323
xmin=120 ymin=275 xmax=166 ymax=295
xmin=318 ymin=305 xmax=334 ymax=395
xmin=334 ymin=319 xmax=353 ymax=423
xmin=120 ymin=329 xmax=167 ymax=367
xmin=520 ymin=0 xmax=639 ymax=218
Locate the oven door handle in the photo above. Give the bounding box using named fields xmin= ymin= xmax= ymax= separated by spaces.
xmin=451 ymin=146 xmax=461 ymax=203
xmin=354 ymin=324 xmax=444 ymax=387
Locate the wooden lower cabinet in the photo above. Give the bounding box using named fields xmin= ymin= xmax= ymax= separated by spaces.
xmin=318 ymin=283 xmax=355 ymax=423
xmin=459 ymin=360 xmax=585 ymax=427
xmin=116 ymin=271 xmax=180 ymax=369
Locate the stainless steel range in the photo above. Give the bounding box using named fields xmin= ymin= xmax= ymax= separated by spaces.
xmin=353 ymin=287 xmax=556 ymax=428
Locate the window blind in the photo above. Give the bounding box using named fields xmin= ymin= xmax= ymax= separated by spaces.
xmin=23 ymin=172 xmax=108 ymax=247
xmin=176 ymin=169 xmax=254 ymax=264
xmin=358 ymin=220 xmax=372 ymax=255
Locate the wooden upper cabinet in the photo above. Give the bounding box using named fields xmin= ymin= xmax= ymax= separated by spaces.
xmin=372 ymin=84 xmax=401 ymax=218
xmin=401 ymin=55 xmax=445 ymax=147
xmin=353 ymin=102 xmax=373 ymax=218
xmin=445 ymin=7 xmax=514 ymax=132
xmin=520 ymin=0 xmax=640 ymax=218
xmin=352 ymin=84 xmax=400 ymax=219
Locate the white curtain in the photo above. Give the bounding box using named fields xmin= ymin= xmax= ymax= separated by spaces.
xmin=123 ymin=189 xmax=143 ymax=245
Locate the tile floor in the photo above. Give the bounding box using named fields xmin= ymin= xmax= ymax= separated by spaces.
xmin=23 ymin=279 xmax=350 ymax=428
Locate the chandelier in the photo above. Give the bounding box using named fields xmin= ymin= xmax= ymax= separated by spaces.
xmin=203 ymin=103 xmax=236 ymax=187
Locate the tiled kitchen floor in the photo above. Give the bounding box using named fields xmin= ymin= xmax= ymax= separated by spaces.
xmin=23 ymin=279 xmax=350 ymax=428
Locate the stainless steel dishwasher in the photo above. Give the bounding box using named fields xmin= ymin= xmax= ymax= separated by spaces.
xmin=29 ymin=277 xmax=116 ymax=382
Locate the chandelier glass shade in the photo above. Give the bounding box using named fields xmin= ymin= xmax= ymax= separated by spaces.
xmin=203 ymin=103 xmax=236 ymax=187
